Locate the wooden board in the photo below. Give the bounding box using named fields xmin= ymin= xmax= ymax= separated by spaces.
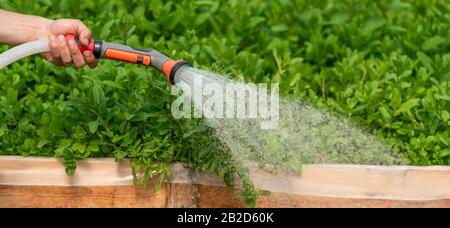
xmin=0 ymin=185 xmax=166 ymax=208
xmin=246 ymin=164 xmax=450 ymax=201
xmin=197 ymin=185 xmax=450 ymax=208
xmin=0 ymin=156 xmax=449 ymax=208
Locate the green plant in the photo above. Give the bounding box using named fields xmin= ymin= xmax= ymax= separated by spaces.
xmin=0 ymin=0 xmax=449 ymax=206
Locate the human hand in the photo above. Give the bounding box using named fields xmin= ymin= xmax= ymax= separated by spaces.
xmin=41 ymin=19 xmax=98 ymax=68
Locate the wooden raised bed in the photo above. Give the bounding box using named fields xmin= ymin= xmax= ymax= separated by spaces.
xmin=0 ymin=156 xmax=449 ymax=208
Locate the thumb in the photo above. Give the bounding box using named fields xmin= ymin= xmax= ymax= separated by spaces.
xmin=49 ymin=19 xmax=92 ymax=46
xmin=74 ymin=20 xmax=92 ymax=46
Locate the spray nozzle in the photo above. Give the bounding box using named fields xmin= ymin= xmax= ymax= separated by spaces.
xmin=64 ymin=34 xmax=191 ymax=84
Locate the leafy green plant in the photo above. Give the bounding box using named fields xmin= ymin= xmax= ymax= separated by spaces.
xmin=0 ymin=0 xmax=449 ymax=207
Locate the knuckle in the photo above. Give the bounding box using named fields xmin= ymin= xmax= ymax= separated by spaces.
xmin=51 ymin=42 xmax=58 ymax=50
xmin=58 ymin=41 xmax=66 ymax=48
xmin=52 ymin=46 xmax=60 ymax=53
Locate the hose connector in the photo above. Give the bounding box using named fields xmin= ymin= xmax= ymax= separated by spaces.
xmin=162 ymin=60 xmax=192 ymax=84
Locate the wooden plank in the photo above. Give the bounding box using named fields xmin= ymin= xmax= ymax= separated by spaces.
xmin=198 ymin=185 xmax=246 ymax=208
xmin=197 ymin=186 xmax=450 ymax=208
xmin=0 ymin=156 xmax=135 ymax=186
xmin=0 ymin=156 xmax=449 ymax=207
xmin=247 ymin=164 xmax=450 ymax=201
xmin=256 ymin=193 xmax=450 ymax=208
xmin=0 ymin=185 xmax=166 ymax=208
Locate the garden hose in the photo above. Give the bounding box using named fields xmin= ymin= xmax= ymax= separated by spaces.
xmin=65 ymin=35 xmax=192 ymax=84
xmin=0 ymin=39 xmax=49 ymax=69
xmin=0 ymin=35 xmax=192 ymax=84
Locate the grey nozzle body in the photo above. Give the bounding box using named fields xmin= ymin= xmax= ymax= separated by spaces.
xmin=95 ymin=40 xmax=171 ymax=71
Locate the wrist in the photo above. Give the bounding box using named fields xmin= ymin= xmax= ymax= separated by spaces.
xmin=0 ymin=10 xmax=54 ymax=45
xmin=31 ymin=17 xmax=54 ymax=41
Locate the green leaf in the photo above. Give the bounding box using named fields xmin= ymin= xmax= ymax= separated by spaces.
xmin=100 ymin=19 xmax=116 ymax=38
xmin=389 ymin=88 xmax=402 ymax=109
xmin=6 ymin=88 xmax=18 ymax=105
xmin=194 ymin=13 xmax=210 ymax=26
xmin=65 ymin=100 xmax=90 ymax=115
xmin=379 ymin=106 xmax=392 ymax=123
xmin=35 ymin=84 xmax=48 ymax=94
xmin=12 ymin=74 xmax=20 ymax=86
xmin=88 ymin=121 xmax=98 ymax=133
xmin=90 ymin=82 xmax=106 ymax=110
xmin=112 ymin=135 xmax=124 ymax=143
xmin=289 ymin=57 xmax=303 ymax=66
xmin=331 ymin=11 xmax=350 ymax=25
xmin=127 ymin=25 xmax=136 ymax=40
xmin=130 ymin=112 xmax=153 ymax=122
xmin=439 ymin=149 xmax=450 ymax=158
xmin=71 ymin=143 xmax=86 ymax=153
xmin=63 ymin=159 xmax=77 ymax=176
xmin=417 ymin=51 xmax=434 ymax=72
xmin=422 ymin=36 xmax=445 ymax=51
xmin=102 ymin=80 xmax=125 ymax=90
xmin=271 ymin=24 xmax=289 ymax=32
xmin=397 ymin=128 xmax=408 ymax=135
xmin=115 ymin=150 xmax=127 ymax=160
xmin=87 ymin=141 xmax=99 ymax=152
xmin=66 ymin=67 xmax=77 ymax=78
xmin=441 ymin=111 xmax=450 ymax=122
xmin=248 ymin=16 xmax=266 ymax=28
xmin=388 ymin=2 xmax=411 ymax=12
xmin=37 ymin=139 xmax=50 ymax=148
xmin=395 ymin=98 xmax=420 ymax=116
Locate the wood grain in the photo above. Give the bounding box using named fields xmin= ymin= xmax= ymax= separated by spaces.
xmin=1 ymin=184 xmax=448 ymax=208
xmin=248 ymin=164 xmax=450 ymax=201
xmin=0 ymin=156 xmax=449 ymax=208
xmin=166 ymin=183 xmax=198 ymax=208
xmin=196 ymin=186 xmax=450 ymax=208
xmin=0 ymin=185 xmax=166 ymax=208
xmin=198 ymin=185 xmax=246 ymax=208
xmin=256 ymin=193 xmax=450 ymax=208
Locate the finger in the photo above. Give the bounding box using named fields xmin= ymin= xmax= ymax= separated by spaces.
xmin=73 ymin=20 xmax=92 ymax=46
xmin=83 ymin=51 xmax=98 ymax=69
xmin=41 ymin=52 xmax=64 ymax=66
xmin=41 ymin=52 xmax=52 ymax=61
xmin=68 ymin=39 xmax=85 ymax=68
xmin=48 ymin=35 xmax=60 ymax=59
xmin=53 ymin=58 xmax=64 ymax=66
xmin=40 ymin=35 xmax=54 ymax=62
xmin=57 ymin=35 xmax=72 ymax=65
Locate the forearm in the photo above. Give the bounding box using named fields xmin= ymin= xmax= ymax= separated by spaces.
xmin=0 ymin=9 xmax=53 ymax=45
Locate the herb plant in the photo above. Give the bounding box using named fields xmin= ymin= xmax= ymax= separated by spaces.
xmin=0 ymin=0 xmax=449 ymax=206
